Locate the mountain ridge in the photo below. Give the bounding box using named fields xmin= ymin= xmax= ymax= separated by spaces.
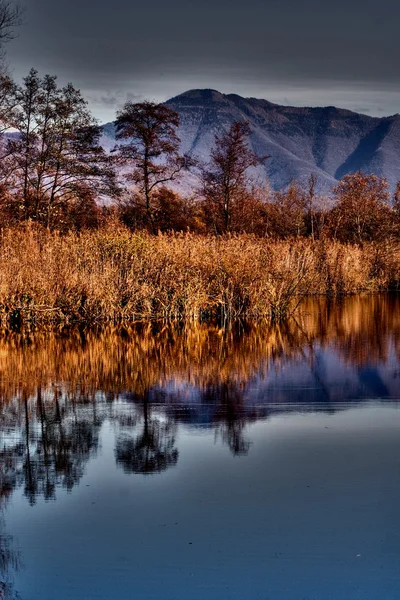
xmin=101 ymin=89 xmax=400 ymax=193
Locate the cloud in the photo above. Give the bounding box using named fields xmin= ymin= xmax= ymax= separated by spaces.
xmin=5 ymin=0 xmax=400 ymax=122
xmin=100 ymin=94 xmax=119 ymax=107
xmin=351 ymin=107 xmax=371 ymax=115
xmin=126 ymin=92 xmax=143 ymax=102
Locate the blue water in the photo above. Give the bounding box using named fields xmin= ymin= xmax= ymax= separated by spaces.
xmin=1 ymin=296 xmax=400 ymax=599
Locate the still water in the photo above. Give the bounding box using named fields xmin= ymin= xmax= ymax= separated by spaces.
xmin=1 ymin=295 xmax=400 ymax=599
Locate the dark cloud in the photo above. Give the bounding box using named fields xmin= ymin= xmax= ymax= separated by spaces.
xmin=6 ymin=0 xmax=400 ymax=121
xmin=99 ymin=94 xmax=119 ymax=107
xmin=126 ymin=92 xmax=143 ymax=102
xmin=353 ymin=108 xmax=372 ymax=115
xmin=88 ymin=90 xmax=145 ymax=116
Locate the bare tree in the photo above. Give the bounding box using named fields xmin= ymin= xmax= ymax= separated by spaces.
xmin=0 ymin=71 xmax=15 ymax=130
xmin=0 ymin=1 xmax=22 ymax=165
xmin=2 ymin=70 xmax=115 ymax=227
xmin=201 ymin=121 xmax=268 ymax=233
xmin=114 ymin=100 xmax=187 ymax=229
xmin=328 ymin=171 xmax=392 ymax=243
xmin=0 ymin=1 xmax=23 ymax=58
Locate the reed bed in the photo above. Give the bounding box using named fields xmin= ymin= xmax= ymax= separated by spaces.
xmin=0 ymin=223 xmax=399 ymax=324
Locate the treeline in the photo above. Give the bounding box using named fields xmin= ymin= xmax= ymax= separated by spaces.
xmin=0 ymin=68 xmax=400 ymax=240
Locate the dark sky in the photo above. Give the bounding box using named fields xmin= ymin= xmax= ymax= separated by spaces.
xmin=7 ymin=0 xmax=400 ymax=121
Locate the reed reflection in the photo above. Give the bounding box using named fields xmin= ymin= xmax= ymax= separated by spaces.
xmin=0 ymin=294 xmax=399 ymax=508
xmin=1 ymin=294 xmax=400 ymax=404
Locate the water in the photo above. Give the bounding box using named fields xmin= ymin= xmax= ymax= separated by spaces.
xmin=1 ymin=295 xmax=400 ymax=599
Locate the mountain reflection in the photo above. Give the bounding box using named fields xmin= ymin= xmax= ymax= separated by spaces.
xmin=0 ymin=294 xmax=399 ymax=508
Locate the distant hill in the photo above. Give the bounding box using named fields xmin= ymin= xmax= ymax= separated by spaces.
xmin=101 ymin=89 xmax=400 ymax=193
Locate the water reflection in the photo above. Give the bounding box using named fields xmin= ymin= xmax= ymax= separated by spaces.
xmin=1 ymin=294 xmax=400 ymax=598
xmin=0 ymin=296 xmax=398 ymax=491
xmin=203 ymin=381 xmax=253 ymax=455
xmin=0 ymin=490 xmax=21 ymax=599
xmin=1 ymin=295 xmax=400 ymax=401
xmin=115 ymin=393 xmax=179 ymax=474
xmin=1 ymin=389 xmax=104 ymax=505
xmin=0 ymin=530 xmax=20 ymax=600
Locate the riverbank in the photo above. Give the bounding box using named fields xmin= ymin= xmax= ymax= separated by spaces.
xmin=1 ymin=224 xmax=399 ymax=324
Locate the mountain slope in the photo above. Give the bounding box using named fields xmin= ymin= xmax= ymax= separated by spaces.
xmin=101 ymin=89 xmax=400 ymax=193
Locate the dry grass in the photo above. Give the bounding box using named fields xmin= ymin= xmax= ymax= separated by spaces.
xmin=0 ymin=223 xmax=399 ymax=324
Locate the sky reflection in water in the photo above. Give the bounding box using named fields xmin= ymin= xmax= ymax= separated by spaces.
xmin=1 ymin=295 xmax=400 ymax=599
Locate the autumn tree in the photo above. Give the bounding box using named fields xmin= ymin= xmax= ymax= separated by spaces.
xmin=114 ymin=100 xmax=187 ymax=230
xmin=1 ymin=69 xmax=115 ymax=227
xmin=224 ymin=186 xmax=270 ymax=235
xmin=391 ymin=181 xmax=400 ymax=237
xmin=146 ymin=186 xmax=194 ymax=232
xmin=393 ymin=182 xmax=400 ymax=216
xmin=328 ymin=171 xmax=392 ymax=243
xmin=200 ymin=121 xmax=267 ymax=233
xmin=116 ymin=186 xmax=195 ymax=232
xmin=265 ymin=182 xmax=307 ymax=238
xmin=305 ymin=173 xmax=317 ymax=239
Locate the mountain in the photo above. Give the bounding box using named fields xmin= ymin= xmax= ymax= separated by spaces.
xmin=101 ymin=89 xmax=400 ymax=193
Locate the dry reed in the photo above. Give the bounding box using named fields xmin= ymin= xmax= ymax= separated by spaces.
xmin=0 ymin=223 xmax=399 ymax=324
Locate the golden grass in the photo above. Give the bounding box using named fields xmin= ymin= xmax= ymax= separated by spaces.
xmin=0 ymin=223 xmax=399 ymax=324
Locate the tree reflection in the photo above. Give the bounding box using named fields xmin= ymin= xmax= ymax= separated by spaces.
xmin=0 ymin=295 xmax=400 ymax=597
xmin=0 ymin=293 xmax=400 ymax=498
xmin=0 ymin=387 xmax=104 ymax=505
xmin=115 ymin=394 xmax=178 ymax=474
xmin=202 ymin=380 xmax=253 ymax=456
xmin=0 ymin=530 xmax=21 ymax=600
xmin=0 ymin=493 xmax=22 ymax=600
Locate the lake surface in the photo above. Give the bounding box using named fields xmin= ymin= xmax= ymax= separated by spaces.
xmin=1 ymin=294 xmax=400 ymax=599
